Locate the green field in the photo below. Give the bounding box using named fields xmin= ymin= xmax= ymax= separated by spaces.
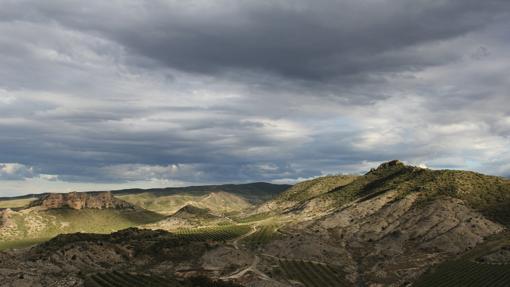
xmin=234 ymin=212 xmax=272 ymax=223
xmin=172 ymin=225 xmax=251 ymax=241
xmin=243 ymin=224 xmax=280 ymax=247
xmin=0 ymin=237 xmax=50 ymax=251
xmin=0 ymin=197 xmax=37 ymax=209
xmin=277 ymin=259 xmax=350 ymax=287
xmin=0 ymin=208 xmax=165 ymax=250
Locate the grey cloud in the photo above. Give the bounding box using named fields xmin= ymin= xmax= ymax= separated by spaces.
xmin=0 ymin=0 xmax=509 ymax=194
xmin=2 ymin=0 xmax=509 ymax=81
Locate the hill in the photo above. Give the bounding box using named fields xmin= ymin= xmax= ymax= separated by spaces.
xmin=314 ymin=160 xmax=510 ymax=225
xmin=113 ymin=182 xmax=290 ymax=215
xmin=0 ymin=191 xmax=164 ymax=250
xmin=258 ymin=160 xmax=510 ymax=285
xmin=144 ymin=204 xmax=229 ymax=230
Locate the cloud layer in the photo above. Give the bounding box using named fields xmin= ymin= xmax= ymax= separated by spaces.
xmin=0 ymin=0 xmax=509 ymax=195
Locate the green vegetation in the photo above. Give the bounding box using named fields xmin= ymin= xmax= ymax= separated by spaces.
xmin=278 ymin=259 xmax=350 ymax=287
xmin=277 ymin=175 xmax=357 ymax=203
xmin=45 ymin=208 xmax=164 ymax=233
xmin=172 ymin=225 xmax=251 ymax=241
xmin=117 ymin=191 xmax=252 ymax=215
xmin=243 ymin=224 xmax=280 ymax=247
xmin=0 ymin=197 xmax=36 ymax=209
xmin=234 ymin=212 xmax=272 ymax=223
xmin=115 ymin=183 xmax=290 ymax=215
xmin=0 ymin=237 xmax=49 ymax=251
xmin=170 ymin=205 xmax=219 ymax=221
xmin=314 ymin=161 xmax=510 ymax=226
xmin=0 ymin=208 xmax=165 ymax=250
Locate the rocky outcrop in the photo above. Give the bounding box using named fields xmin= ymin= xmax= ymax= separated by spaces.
xmin=0 ymin=208 xmax=15 ymax=229
xmin=172 ymin=205 xmax=217 ymax=219
xmin=28 ymin=191 xmax=133 ymax=210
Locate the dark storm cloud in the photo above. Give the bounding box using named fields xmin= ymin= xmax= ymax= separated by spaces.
xmin=2 ymin=0 xmax=508 ymax=80
xmin=0 ymin=0 xmax=509 ymax=194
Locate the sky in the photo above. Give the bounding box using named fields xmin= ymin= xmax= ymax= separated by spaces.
xmin=0 ymin=0 xmax=509 ymax=196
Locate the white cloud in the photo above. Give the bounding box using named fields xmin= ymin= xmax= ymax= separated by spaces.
xmin=100 ymin=164 xmax=197 ymax=182
xmin=0 ymin=163 xmax=34 ymax=180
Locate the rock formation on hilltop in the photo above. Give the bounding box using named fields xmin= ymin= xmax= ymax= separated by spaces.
xmin=28 ymin=191 xmax=134 ymax=210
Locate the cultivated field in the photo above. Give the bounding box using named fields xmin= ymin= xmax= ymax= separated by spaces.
xmin=242 ymin=224 xmax=280 ymax=247
xmin=171 ymin=225 xmax=251 ymax=241
xmin=278 ymin=259 xmax=350 ymax=287
xmin=85 ymin=271 xmax=178 ymax=287
xmin=413 ymin=260 xmax=510 ymax=287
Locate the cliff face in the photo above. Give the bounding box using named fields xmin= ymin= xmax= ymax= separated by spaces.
xmin=29 ymin=191 xmax=133 ymax=210
xmin=0 ymin=208 xmax=15 ymax=229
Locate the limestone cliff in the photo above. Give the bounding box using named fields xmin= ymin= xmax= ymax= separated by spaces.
xmin=28 ymin=191 xmax=133 ymax=210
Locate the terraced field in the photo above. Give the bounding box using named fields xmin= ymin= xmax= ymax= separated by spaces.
xmin=413 ymin=260 xmax=510 ymax=287
xmin=85 ymin=271 xmax=242 ymax=287
xmin=243 ymin=224 xmax=279 ymax=247
xmin=278 ymin=259 xmax=350 ymax=287
xmin=414 ymin=231 xmax=510 ymax=287
xmin=234 ymin=212 xmax=272 ymax=223
xmin=172 ymin=225 xmax=251 ymax=241
xmin=84 ymin=271 xmax=180 ymax=287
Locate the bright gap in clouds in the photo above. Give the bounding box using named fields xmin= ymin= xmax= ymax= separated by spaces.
xmin=0 ymin=0 xmax=509 ymax=195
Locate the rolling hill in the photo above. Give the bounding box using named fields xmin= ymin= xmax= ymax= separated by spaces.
xmin=113 ymin=182 xmax=290 ymax=215
xmin=0 ymin=191 xmax=164 ymax=250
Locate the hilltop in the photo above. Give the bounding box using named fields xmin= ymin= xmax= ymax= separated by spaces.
xmin=260 ymin=160 xmax=510 ymax=224
xmin=0 ymin=191 xmax=164 ymax=247
xmin=28 ymin=191 xmax=134 ymax=210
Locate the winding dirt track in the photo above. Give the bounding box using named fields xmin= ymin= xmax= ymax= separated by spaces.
xmin=231 ymin=225 xmax=258 ymax=250
xmin=221 ymin=225 xmax=276 ymax=282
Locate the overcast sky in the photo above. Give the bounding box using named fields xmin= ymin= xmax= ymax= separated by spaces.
xmin=0 ymin=0 xmax=509 ymax=196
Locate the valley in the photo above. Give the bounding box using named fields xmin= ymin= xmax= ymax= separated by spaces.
xmin=1 ymin=161 xmax=510 ymax=286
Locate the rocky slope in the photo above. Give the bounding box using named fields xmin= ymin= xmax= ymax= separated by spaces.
xmin=260 ymin=161 xmax=510 ymax=286
xmin=28 ymin=191 xmax=133 ymax=210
